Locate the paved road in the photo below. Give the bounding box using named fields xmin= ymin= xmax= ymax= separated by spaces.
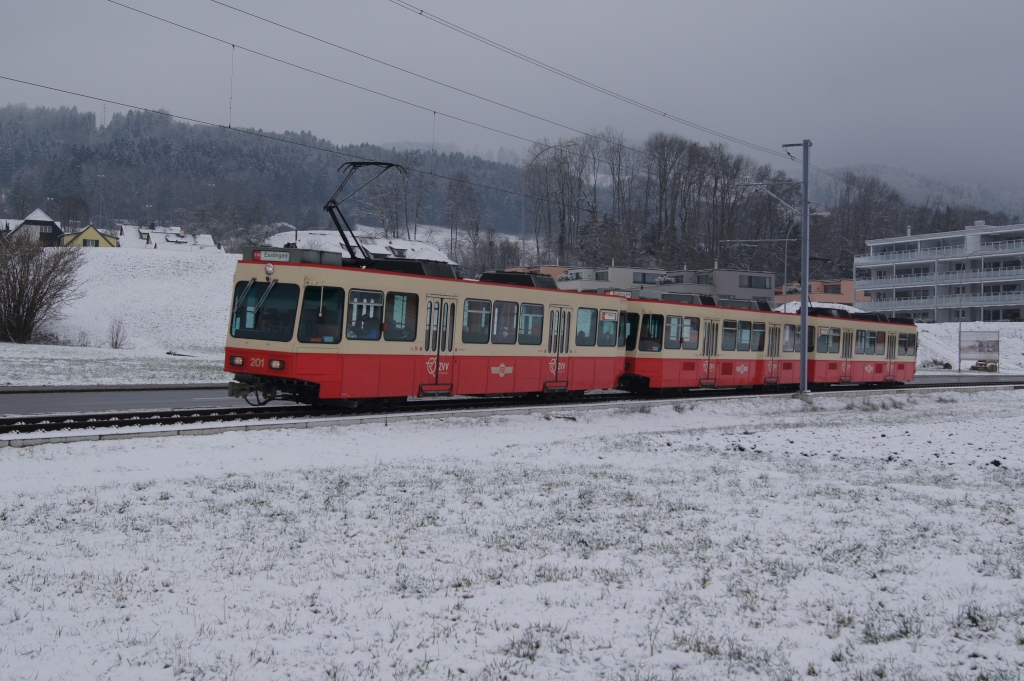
xmin=909 ymin=373 xmax=1023 ymax=385
xmin=1 ymin=374 xmax=1019 ymax=417
xmin=0 ymin=387 xmax=244 ymax=416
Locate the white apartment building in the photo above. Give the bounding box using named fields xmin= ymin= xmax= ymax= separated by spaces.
xmin=854 ymin=220 xmax=1024 ymax=322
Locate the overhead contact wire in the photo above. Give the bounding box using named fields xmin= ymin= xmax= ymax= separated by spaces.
xmin=384 ymin=0 xmax=854 ymax=187
xmin=108 ymin=0 xmax=631 ymax=173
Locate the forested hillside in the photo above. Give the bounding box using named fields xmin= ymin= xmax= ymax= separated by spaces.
xmin=0 ymin=104 xmax=520 ymax=250
xmin=0 ymin=104 xmax=1016 ymax=280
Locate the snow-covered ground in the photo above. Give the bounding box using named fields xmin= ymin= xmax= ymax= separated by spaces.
xmin=0 ymin=343 xmax=228 ymax=387
xmin=50 ymin=248 xmax=240 ymax=357
xmin=917 ymin=321 xmax=1024 ymax=373
xmin=2 ymin=390 xmax=1023 ymax=679
xmin=0 ymin=248 xmax=237 ymax=386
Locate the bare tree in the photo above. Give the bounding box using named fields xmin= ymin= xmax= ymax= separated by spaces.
xmin=0 ymin=232 xmax=85 ymax=343
xmin=108 ymin=315 xmax=129 ymax=349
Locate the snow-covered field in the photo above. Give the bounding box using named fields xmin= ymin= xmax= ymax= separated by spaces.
xmin=3 ymin=390 xmax=1024 ymax=679
xmin=917 ymin=321 xmax=1024 ymax=373
xmin=51 ymin=248 xmax=239 ymax=356
xmin=0 ymin=248 xmax=237 ymax=386
xmin=0 ymin=343 xmax=228 ymax=387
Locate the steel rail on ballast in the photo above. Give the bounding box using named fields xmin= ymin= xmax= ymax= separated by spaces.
xmin=3 ymin=380 xmax=1024 ymax=449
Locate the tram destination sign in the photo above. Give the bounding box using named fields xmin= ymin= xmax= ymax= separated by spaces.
xmin=960 ymin=330 xmax=999 ymax=361
xmin=253 ymin=250 xmax=290 ymax=263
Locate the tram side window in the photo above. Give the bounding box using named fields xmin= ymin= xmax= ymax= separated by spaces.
xmin=346 ymin=289 xmax=383 ymax=340
xmin=897 ymin=332 xmax=917 ymax=356
xmin=795 ymin=325 xmax=815 ymax=352
xmin=383 ymin=292 xmax=418 ymax=342
xmin=865 ymin=331 xmax=877 ymax=354
xmin=598 ymin=310 xmax=618 ymax=347
xmin=492 ymin=301 xmax=518 ymax=344
xmin=624 ymin=313 xmax=640 ymax=351
xmin=576 ymin=308 xmax=598 ymax=346
xmin=817 ymin=327 xmax=830 ymax=354
xmin=618 ymin=311 xmax=629 ymax=347
xmin=875 ymin=331 xmax=886 ymax=355
xmin=783 ymin=324 xmax=796 ymax=352
xmin=682 ymin=317 xmax=700 ymax=350
xmin=463 ymin=299 xmax=492 ymax=344
xmin=298 ymin=286 xmax=344 ymax=344
xmin=722 ymin=320 xmax=738 ymax=351
xmin=639 ymin=314 xmax=664 ymax=352
xmin=518 ymin=303 xmax=544 ymax=345
xmin=855 ymin=329 xmax=866 ymax=354
xmin=829 ymin=327 xmax=841 ymax=353
xmin=737 ymin=320 xmax=752 ymax=351
xmin=752 ymin=322 xmax=766 ymax=352
xmin=231 ymin=281 xmax=300 ymax=342
xmin=665 ymin=316 xmax=683 ymax=350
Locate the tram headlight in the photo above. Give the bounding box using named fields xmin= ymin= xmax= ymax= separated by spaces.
xmin=230 ymin=355 xmax=244 ymax=366
xmin=269 ymin=359 xmax=285 ymax=370
xmin=264 ymin=263 xmax=275 ymax=276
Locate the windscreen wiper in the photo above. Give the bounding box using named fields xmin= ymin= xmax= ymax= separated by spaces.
xmin=232 ymin=278 xmax=257 ymax=317
xmin=250 ymin=280 xmax=278 ymax=319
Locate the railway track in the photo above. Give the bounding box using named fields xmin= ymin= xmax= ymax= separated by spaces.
xmin=2 ymin=380 xmax=1022 ymax=447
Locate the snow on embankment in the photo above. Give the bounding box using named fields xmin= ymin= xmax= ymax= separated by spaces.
xmin=917 ymin=321 xmax=1024 ymax=372
xmin=50 ymin=248 xmax=239 ymax=356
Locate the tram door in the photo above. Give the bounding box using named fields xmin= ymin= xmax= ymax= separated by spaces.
xmin=884 ymin=332 xmax=898 ymax=382
xmin=699 ymin=320 xmax=720 ymax=387
xmin=840 ymin=330 xmax=854 ymax=382
xmin=764 ymin=324 xmax=782 ymax=385
xmin=545 ymin=305 xmax=572 ymax=392
xmin=421 ymin=295 xmax=457 ymax=396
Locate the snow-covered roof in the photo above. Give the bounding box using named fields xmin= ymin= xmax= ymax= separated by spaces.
xmin=154 ymin=233 xmax=221 ymax=251
xmin=22 ymin=208 xmax=56 ymax=224
xmin=774 ymin=301 xmax=865 ymax=314
xmin=113 ymin=223 xmax=219 ymax=250
xmin=117 ymin=224 xmax=150 ymax=248
xmin=264 ymin=229 xmax=456 ymax=265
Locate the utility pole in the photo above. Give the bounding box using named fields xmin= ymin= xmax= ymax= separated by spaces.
xmin=784 ymin=140 xmax=812 ymax=393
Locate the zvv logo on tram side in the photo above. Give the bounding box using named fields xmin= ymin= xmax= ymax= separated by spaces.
xmin=425 ymin=357 xmax=450 ymax=377
xmin=548 ymin=359 xmax=567 ymax=375
xmin=491 ymin=364 xmax=513 ymax=378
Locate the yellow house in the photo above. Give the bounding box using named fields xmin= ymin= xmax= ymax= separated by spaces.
xmin=61 ymin=224 xmax=118 ymax=247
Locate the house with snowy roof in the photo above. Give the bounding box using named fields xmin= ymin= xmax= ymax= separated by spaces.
xmin=116 ymin=223 xmax=222 ymax=251
xmin=61 ymin=224 xmax=119 ymax=247
xmin=2 ymin=209 xmax=64 ymax=246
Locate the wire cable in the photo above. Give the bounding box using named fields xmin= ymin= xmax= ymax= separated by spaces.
xmin=208 ymin=0 xmax=648 ymax=163
xmin=384 ymin=0 xmax=854 ymax=187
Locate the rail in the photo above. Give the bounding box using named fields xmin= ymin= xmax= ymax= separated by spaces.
xmin=4 ymin=382 xmax=1023 ymax=448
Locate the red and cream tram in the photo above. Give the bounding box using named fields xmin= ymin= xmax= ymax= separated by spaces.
xmin=224 ymin=248 xmax=917 ymax=405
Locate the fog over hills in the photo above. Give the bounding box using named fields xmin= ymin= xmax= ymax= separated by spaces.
xmin=824 ymin=164 xmax=1024 ymax=225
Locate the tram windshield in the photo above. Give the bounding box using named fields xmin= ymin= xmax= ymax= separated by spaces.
xmin=230 ymin=281 xmax=300 ymax=342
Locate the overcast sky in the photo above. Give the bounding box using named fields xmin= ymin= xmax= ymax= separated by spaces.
xmin=4 ymin=0 xmax=1023 ymax=186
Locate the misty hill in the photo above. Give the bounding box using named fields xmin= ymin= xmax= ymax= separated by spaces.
xmin=0 ymin=104 xmax=521 ymax=243
xmin=817 ymin=164 xmax=1023 ymax=225
xmin=1 ymin=103 xmax=1019 ymax=281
